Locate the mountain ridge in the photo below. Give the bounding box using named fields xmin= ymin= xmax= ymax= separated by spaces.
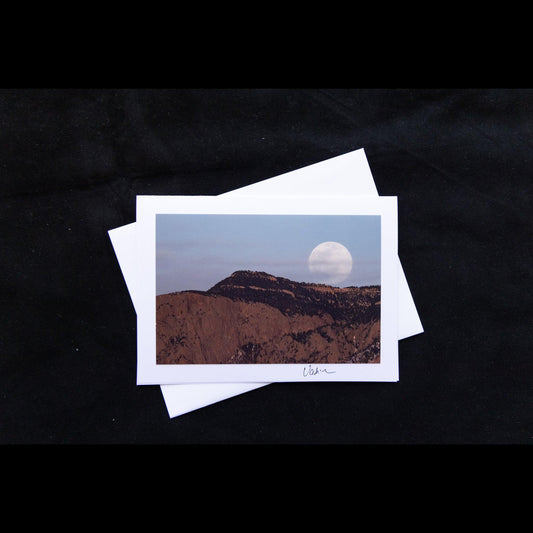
xmin=205 ymin=270 xmax=380 ymax=324
xmin=156 ymin=270 xmax=380 ymax=365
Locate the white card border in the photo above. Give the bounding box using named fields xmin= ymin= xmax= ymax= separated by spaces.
xmin=136 ymin=195 xmax=398 ymax=384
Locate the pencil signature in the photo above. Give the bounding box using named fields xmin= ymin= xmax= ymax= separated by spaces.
xmin=302 ymin=364 xmax=336 ymax=377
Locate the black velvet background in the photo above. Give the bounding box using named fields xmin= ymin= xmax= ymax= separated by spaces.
xmin=1 ymin=88 xmax=531 ymax=445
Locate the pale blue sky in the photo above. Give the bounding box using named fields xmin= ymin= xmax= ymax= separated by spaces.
xmin=156 ymin=214 xmax=381 ymax=295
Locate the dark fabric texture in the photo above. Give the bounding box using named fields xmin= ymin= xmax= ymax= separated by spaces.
xmin=0 ymin=88 xmax=531 ymax=444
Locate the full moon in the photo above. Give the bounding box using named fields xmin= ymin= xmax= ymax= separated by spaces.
xmin=308 ymin=241 xmax=353 ymax=285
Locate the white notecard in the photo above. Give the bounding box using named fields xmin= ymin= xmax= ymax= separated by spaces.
xmin=136 ymin=194 xmax=399 ymax=384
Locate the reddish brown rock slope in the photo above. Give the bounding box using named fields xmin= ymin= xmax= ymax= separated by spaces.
xmin=156 ymin=271 xmax=380 ymax=365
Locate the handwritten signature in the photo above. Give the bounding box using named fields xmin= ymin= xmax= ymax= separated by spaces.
xmin=302 ymin=364 xmax=336 ymax=377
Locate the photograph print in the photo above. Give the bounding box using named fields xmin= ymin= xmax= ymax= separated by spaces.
xmin=155 ymin=214 xmax=381 ymax=366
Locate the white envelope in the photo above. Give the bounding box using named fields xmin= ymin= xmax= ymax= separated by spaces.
xmin=108 ymin=148 xmax=423 ymax=416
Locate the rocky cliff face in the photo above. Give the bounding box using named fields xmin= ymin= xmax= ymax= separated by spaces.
xmin=156 ymin=270 xmax=380 ymax=365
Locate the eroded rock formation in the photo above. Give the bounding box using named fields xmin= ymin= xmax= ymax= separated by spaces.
xmin=156 ymin=271 xmax=380 ymax=365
